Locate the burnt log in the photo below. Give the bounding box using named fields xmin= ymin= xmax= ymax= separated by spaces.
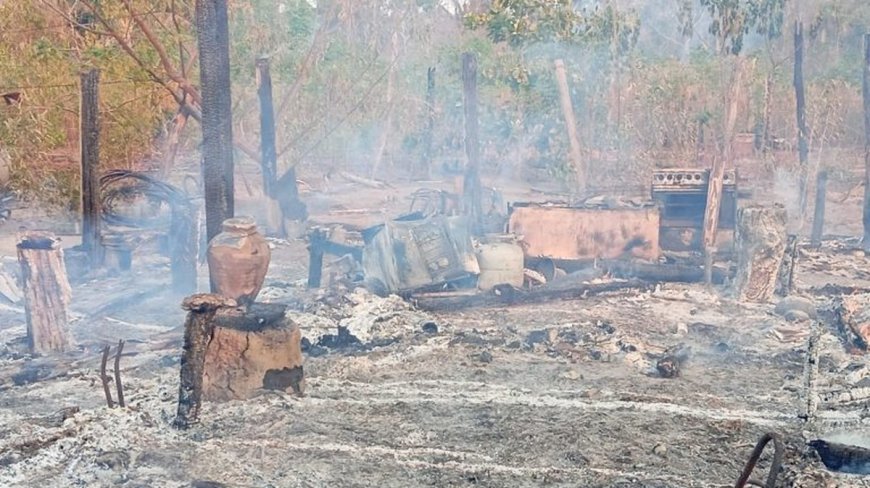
xmin=17 ymin=232 xmax=73 ymax=355
xmin=732 ymin=205 xmax=788 ymax=303
xmin=173 ymin=293 xmax=236 ymax=429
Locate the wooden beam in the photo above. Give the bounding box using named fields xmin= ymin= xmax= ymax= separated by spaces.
xmin=256 ymin=56 xmax=278 ymax=197
xmin=554 ymin=59 xmax=585 ymax=195
xmin=795 ymin=22 xmax=810 ymax=220
xmin=811 ymin=170 xmax=828 ymax=248
xmin=461 ymin=52 xmax=482 ymax=232
xmin=80 ymin=69 xmax=103 ymax=267
xmin=703 ymin=58 xmax=743 ymax=253
xmin=863 ymin=33 xmax=870 ymax=251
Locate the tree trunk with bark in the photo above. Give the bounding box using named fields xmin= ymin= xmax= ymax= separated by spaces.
xmin=733 ymin=205 xmax=788 ymax=303
xmin=17 ymin=232 xmax=73 ymax=355
xmin=195 ymin=0 xmax=235 ymax=247
xmin=461 ymin=53 xmax=482 ymax=232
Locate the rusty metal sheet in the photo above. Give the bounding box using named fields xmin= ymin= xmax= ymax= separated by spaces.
xmin=508 ymin=206 xmax=660 ymax=261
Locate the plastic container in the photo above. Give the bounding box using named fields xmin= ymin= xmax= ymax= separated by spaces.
xmin=476 ymin=234 xmax=524 ymax=290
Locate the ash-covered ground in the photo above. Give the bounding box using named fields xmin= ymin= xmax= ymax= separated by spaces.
xmin=1 ymin=181 xmax=870 ymax=487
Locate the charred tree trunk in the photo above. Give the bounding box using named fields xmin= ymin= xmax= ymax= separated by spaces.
xmin=80 ymin=69 xmax=103 ymax=267
xmin=461 ymin=53 xmax=482 ymax=233
xmin=17 ymin=232 xmax=73 ymax=355
xmin=196 ymin=0 xmax=234 ymax=247
xmin=173 ymin=294 xmax=235 ymax=429
xmin=863 ymin=34 xmax=870 ymax=251
xmin=554 ymin=59 xmax=585 ymax=195
xmin=795 ymin=22 xmax=810 ymax=220
xmin=776 ymin=234 xmax=798 ymax=297
xmin=256 ymin=57 xmax=283 ymax=236
xmin=733 ymin=205 xmax=788 ymax=303
xmin=418 ymin=66 xmax=436 ymax=181
xmin=811 ymin=170 xmax=828 ymax=248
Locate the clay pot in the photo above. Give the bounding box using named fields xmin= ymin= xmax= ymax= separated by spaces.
xmin=207 ymin=217 xmax=270 ymax=305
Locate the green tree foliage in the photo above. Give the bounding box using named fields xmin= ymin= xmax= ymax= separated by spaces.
xmin=699 ymin=0 xmax=786 ymax=55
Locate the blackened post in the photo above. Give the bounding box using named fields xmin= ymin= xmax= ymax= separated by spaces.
xmin=461 ymin=53 xmax=482 ymax=232
xmin=863 ymin=33 xmax=870 ymax=251
xmin=196 ymin=0 xmax=234 ymax=248
xmin=811 ymin=170 xmax=828 ymax=248
xmin=173 ymin=294 xmax=234 ymax=429
xmin=418 ymin=67 xmax=436 ymax=180
xmin=169 ymin=202 xmax=199 ymax=295
xmin=80 ymin=69 xmax=103 ymax=266
xmin=307 ymin=228 xmax=326 ymax=289
xmin=256 ymin=57 xmax=277 ymax=196
xmin=795 ymin=22 xmax=810 ymax=219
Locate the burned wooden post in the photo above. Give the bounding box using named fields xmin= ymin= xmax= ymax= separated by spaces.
xmin=256 ymin=57 xmax=283 ymax=236
xmin=703 ymin=59 xmax=743 ymax=282
xmin=811 ymin=170 xmax=828 ymax=248
xmin=776 ymin=235 xmax=798 ymax=297
xmin=169 ymin=201 xmax=199 ymax=295
xmin=795 ymin=22 xmax=810 ymax=219
xmin=256 ymin=57 xmax=278 ymax=197
xmin=554 ymin=59 xmax=585 ymax=195
xmin=863 ymin=33 xmax=870 ymax=251
xmin=418 ymin=66 xmax=436 ymax=181
xmin=732 ymin=205 xmax=788 ymax=303
xmin=307 ymin=228 xmax=327 ymax=289
xmin=17 ymin=232 xmax=72 ymax=355
xmin=461 ymin=53 xmax=482 ymax=232
xmin=196 ymin=0 xmax=235 ymax=245
xmin=80 ymin=69 xmax=103 ymax=267
xmin=173 ymin=294 xmax=234 ymax=429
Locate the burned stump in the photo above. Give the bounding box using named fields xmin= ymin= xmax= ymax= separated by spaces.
xmin=202 ymin=302 xmax=303 ymax=401
xmin=17 ymin=232 xmax=73 ymax=354
xmin=173 ymin=295 xmax=302 ymax=428
xmin=732 ymin=205 xmax=788 ymax=303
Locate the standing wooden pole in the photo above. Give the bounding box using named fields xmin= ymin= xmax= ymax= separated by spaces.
xmin=461 ymin=53 xmax=482 ymax=232
xmin=554 ymin=59 xmax=585 ymax=195
xmin=173 ymin=294 xmax=235 ymax=429
xmin=418 ymin=66 xmax=436 ymax=180
xmin=795 ymin=22 xmax=810 ymax=220
xmin=256 ymin=57 xmax=284 ymax=236
xmin=169 ymin=201 xmax=199 ymax=295
xmin=80 ymin=69 xmax=103 ymax=267
xmin=811 ymin=170 xmax=828 ymax=248
xmin=703 ymin=58 xmax=744 ymax=270
xmin=17 ymin=232 xmax=73 ymax=355
xmin=256 ymin=57 xmax=277 ymax=197
xmin=196 ymin=0 xmax=235 ymax=248
xmin=862 ymin=33 xmax=870 ymax=251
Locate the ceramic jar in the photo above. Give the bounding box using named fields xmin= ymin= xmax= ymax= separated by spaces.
xmin=206 ymin=217 xmax=270 ymax=305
